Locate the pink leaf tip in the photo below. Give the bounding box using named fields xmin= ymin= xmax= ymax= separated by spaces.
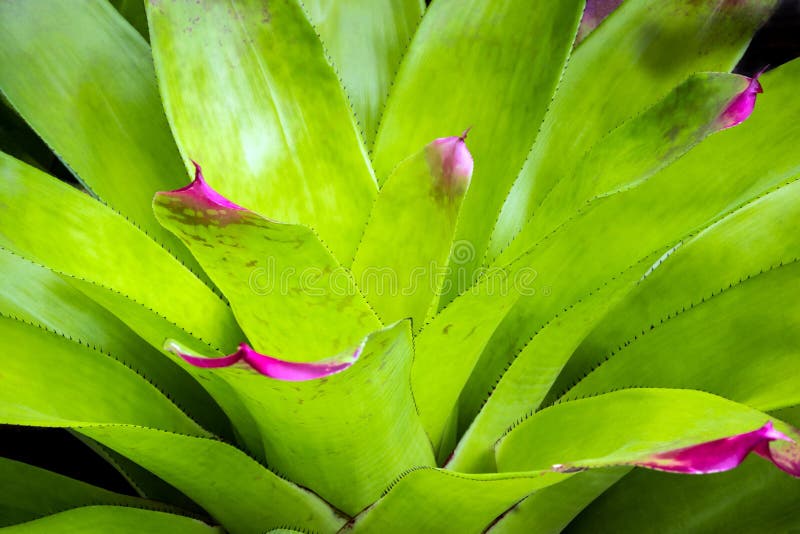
xmin=425 ymin=130 xmax=474 ymax=197
xmin=164 ymin=340 xmax=362 ymax=381
xmin=636 ymin=421 xmax=799 ymax=476
xmin=718 ymin=68 xmax=767 ymax=129
xmin=161 ymin=160 xmax=245 ymax=211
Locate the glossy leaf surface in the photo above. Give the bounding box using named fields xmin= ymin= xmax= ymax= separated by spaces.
xmin=146 ymin=0 xmax=377 ymax=264
xmin=302 ymin=0 xmax=425 ymax=147
xmin=154 ymin=165 xmax=380 ymax=360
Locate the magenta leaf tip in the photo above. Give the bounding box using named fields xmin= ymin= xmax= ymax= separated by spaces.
xmin=718 ymin=68 xmax=767 ymax=129
xmin=158 ymin=160 xmax=245 ymax=211
xmin=165 ymin=339 xmax=363 ymax=381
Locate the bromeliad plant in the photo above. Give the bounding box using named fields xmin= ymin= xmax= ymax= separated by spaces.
xmin=0 ymin=0 xmax=799 ymax=532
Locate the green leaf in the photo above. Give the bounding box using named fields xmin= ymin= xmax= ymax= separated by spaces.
xmin=452 ymin=165 xmax=800 ymax=473
xmin=0 ymin=316 xmax=207 ymax=436
xmin=72 ymin=433 xmax=206 ymax=514
xmin=346 ymin=467 xmax=572 ymax=533
xmin=487 ymin=469 xmax=630 ymax=534
xmin=495 ymin=389 xmax=797 ymax=473
xmin=302 ymin=0 xmax=425 ymax=148
xmin=558 ymin=191 xmax=800 ymax=409
xmin=448 ymin=249 xmax=666 ymax=473
xmin=79 ymin=426 xmax=346 ymax=534
xmin=0 ymin=506 xmax=220 ymax=533
xmin=0 ymin=153 xmax=243 ymax=354
xmin=170 ymin=321 xmax=435 ymax=515
xmin=453 ymin=61 xmax=800 ymax=450
xmin=489 ymin=0 xmax=778 ymax=262
xmin=58 ymin=276 xmax=265 ymax=460
xmin=494 ymin=71 xmax=757 ymax=264
xmin=0 ymin=457 xmax=181 ymax=528
xmin=565 ymin=456 xmax=800 ymax=533
xmin=0 ymin=248 xmax=230 ymax=437
xmin=153 ymin=176 xmax=380 ymax=360
xmin=352 ymin=137 xmax=471 ymax=327
xmin=146 ymin=0 xmax=377 ymax=264
xmin=0 ymin=0 xmax=197 ymax=270
xmin=371 ymin=0 xmax=585 ymax=302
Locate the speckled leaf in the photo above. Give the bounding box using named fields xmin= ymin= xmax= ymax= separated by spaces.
xmin=153 ymin=166 xmax=381 ymax=361
xmin=166 ymin=321 xmax=435 ymax=516
xmin=146 ymin=0 xmax=377 ymax=264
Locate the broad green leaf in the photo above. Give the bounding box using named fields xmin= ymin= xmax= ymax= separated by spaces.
xmin=0 ymin=248 xmax=230 ymax=437
xmin=352 ymin=136 xmax=471 ymax=327
xmin=72 ymin=433 xmax=205 ymax=514
xmin=566 ymin=455 xmax=800 ymax=533
xmin=495 ymin=389 xmax=799 ymax=473
xmin=448 ymin=249 xmax=666 ymax=473
xmin=454 ymin=61 xmax=800 ymax=448
xmin=0 ymin=154 xmax=243 ymax=354
xmin=452 ymin=168 xmax=800 ymax=473
xmin=170 ymin=321 xmax=435 ymax=515
xmin=0 ymin=316 xmax=206 ymax=437
xmin=542 ymin=59 xmax=800 ymax=402
xmin=487 ymin=469 xmax=630 ymax=534
xmin=412 ymin=286 xmax=521 ymax=452
xmin=0 ymin=0 xmax=197 ymax=270
xmin=557 ymin=188 xmax=800 ymax=408
xmin=346 ymin=467 xmax=572 ymax=533
xmin=495 ymin=71 xmax=758 ymax=264
xmin=146 ymin=0 xmax=377 ymax=264
xmin=561 ymin=260 xmax=800 ymax=408
xmin=154 ymin=175 xmax=380 ymax=360
xmin=80 ymin=426 xmax=346 ymax=534
xmin=489 ymin=0 xmax=778 ymax=262
xmin=0 ymin=457 xmax=179 ymax=528
xmin=302 ymin=0 xmax=425 ymax=148
xmin=60 ymin=276 xmax=265 ymax=460
xmin=372 ymin=0 xmax=585 ymax=302
xmin=0 ymin=506 xmax=220 ymax=534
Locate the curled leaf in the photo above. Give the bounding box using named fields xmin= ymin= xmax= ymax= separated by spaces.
xmin=166 ymin=161 xmax=245 ymax=211
xmin=635 ymin=422 xmax=799 ymax=476
xmin=425 ymin=129 xmax=474 ymax=197
xmin=165 ymin=340 xmax=363 ymax=381
xmin=718 ymin=70 xmax=765 ymax=129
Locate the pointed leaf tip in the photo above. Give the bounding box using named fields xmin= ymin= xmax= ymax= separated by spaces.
xmin=718 ymin=69 xmax=766 ymax=129
xmin=634 ymin=421 xmax=799 ymax=476
xmin=165 ymin=339 xmax=362 ymax=381
xmin=425 ymin=132 xmax=474 ymax=197
xmin=158 ymin=161 xmax=245 ymax=211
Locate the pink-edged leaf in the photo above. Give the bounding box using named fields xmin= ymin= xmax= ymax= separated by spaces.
xmin=718 ymin=68 xmax=766 ymax=129
xmin=170 ymin=161 xmax=245 ymax=211
xmin=153 ymin=164 xmax=381 ymax=363
xmin=165 ymin=340 xmax=362 ymax=382
xmin=634 ymin=421 xmax=799 ymax=477
xmin=352 ymin=131 xmax=474 ymax=327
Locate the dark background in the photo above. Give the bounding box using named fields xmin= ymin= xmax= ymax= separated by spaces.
xmin=1 ymin=0 xmax=799 ymax=499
